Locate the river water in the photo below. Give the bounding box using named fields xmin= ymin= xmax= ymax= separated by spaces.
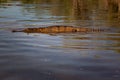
xmin=0 ymin=0 xmax=120 ymax=80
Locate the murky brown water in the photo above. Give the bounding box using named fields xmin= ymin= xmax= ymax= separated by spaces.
xmin=0 ymin=0 xmax=120 ymax=80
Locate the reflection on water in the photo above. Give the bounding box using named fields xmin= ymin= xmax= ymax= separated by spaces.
xmin=0 ymin=0 xmax=120 ymax=80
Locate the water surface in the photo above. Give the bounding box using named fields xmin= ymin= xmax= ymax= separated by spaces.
xmin=0 ymin=0 xmax=120 ymax=80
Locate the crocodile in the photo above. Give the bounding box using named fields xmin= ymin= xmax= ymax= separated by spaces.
xmin=12 ymin=25 xmax=109 ymax=33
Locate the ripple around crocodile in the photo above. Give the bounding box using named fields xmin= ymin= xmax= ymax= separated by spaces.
xmin=12 ymin=25 xmax=110 ymax=33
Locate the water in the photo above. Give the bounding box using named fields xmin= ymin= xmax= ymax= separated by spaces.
xmin=0 ymin=0 xmax=120 ymax=80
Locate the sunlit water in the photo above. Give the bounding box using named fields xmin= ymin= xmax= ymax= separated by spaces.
xmin=0 ymin=0 xmax=120 ymax=80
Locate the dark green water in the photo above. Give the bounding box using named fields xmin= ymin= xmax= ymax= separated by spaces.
xmin=0 ymin=0 xmax=120 ymax=80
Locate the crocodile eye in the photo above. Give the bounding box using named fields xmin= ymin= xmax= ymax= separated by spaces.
xmin=72 ymin=29 xmax=77 ymax=32
xmin=29 ymin=28 xmax=33 ymax=30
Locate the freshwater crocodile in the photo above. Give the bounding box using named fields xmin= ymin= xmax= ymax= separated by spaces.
xmin=12 ymin=25 xmax=109 ymax=33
